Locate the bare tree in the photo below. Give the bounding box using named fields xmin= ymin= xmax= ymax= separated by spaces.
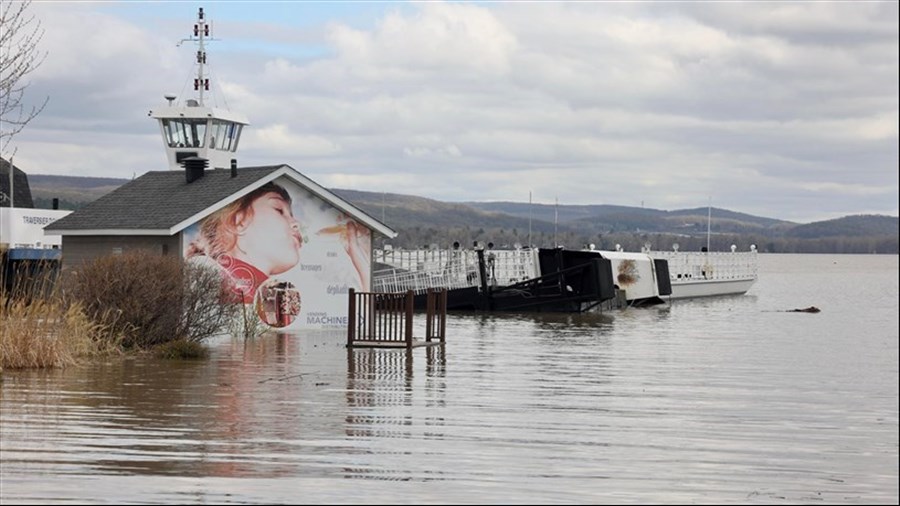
xmin=1 ymin=0 xmax=48 ymax=157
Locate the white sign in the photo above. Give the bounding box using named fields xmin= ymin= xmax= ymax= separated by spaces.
xmin=0 ymin=208 xmax=72 ymax=249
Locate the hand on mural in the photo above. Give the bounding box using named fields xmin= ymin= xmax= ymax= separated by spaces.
xmin=316 ymin=216 xmax=371 ymax=291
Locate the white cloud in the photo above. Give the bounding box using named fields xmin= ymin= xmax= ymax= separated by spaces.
xmin=5 ymin=1 xmax=897 ymax=224
xmin=248 ymin=124 xmax=341 ymax=158
xmin=329 ymin=3 xmax=517 ymax=74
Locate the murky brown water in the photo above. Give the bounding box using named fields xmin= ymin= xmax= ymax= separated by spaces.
xmin=2 ymin=254 xmax=897 ymax=504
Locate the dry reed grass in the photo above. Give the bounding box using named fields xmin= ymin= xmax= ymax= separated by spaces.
xmin=0 ymin=295 xmax=120 ymax=370
xmin=1 ymin=259 xmax=123 ymax=370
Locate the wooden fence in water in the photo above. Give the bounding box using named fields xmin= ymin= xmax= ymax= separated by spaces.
xmin=347 ymin=288 xmax=447 ymax=349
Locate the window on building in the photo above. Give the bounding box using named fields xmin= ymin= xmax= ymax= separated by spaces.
xmin=162 ymin=119 xmax=207 ymax=148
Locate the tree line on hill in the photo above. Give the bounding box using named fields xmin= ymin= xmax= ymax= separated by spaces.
xmin=27 ymin=175 xmax=900 ymax=254
xmin=335 ymin=190 xmax=898 ymax=254
xmin=372 ymin=224 xmax=897 ymax=255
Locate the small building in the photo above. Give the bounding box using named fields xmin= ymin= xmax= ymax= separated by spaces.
xmin=45 ymin=160 xmax=397 ymax=330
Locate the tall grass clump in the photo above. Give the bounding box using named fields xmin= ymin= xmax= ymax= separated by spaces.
xmin=1 ymin=261 xmax=117 ymax=370
xmin=0 ymin=296 xmax=114 ymax=369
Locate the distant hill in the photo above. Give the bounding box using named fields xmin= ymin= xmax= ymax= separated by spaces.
xmin=29 ymin=174 xmax=130 ymax=210
xmin=467 ymin=202 xmax=789 ymax=229
xmin=785 ymin=215 xmax=899 ymax=238
xmin=25 ymin=173 xmax=899 ymax=253
xmin=30 ymin=174 xmax=130 ymax=190
xmin=332 ymin=189 xmax=561 ymax=234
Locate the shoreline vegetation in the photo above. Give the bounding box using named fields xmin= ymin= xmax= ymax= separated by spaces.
xmin=1 ymin=251 xmax=262 ymax=372
xmin=1 ymin=296 xmax=119 ymax=370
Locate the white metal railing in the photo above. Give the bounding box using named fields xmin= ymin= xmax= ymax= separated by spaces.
xmin=484 ymin=249 xmax=540 ymax=285
xmin=374 ymin=247 xmax=757 ymax=293
xmin=372 ymin=248 xmax=540 ymax=295
xmin=648 ymin=249 xmax=758 ymax=282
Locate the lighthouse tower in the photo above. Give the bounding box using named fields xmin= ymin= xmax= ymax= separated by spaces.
xmin=149 ymin=7 xmax=248 ymax=170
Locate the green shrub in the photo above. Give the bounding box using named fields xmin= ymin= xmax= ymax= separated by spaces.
xmin=152 ymin=339 xmax=209 ymax=360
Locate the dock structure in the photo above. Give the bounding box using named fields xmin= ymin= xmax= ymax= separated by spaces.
xmin=372 ymin=243 xmax=759 ymax=310
xmin=347 ymin=288 xmax=447 ymax=349
xmin=372 ymin=246 xmax=620 ymax=312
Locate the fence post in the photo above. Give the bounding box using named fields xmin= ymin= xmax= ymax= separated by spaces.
xmin=439 ymin=288 xmax=447 ymax=342
xmin=367 ymin=291 xmax=375 ymax=342
xmin=347 ymin=288 xmax=356 ymax=347
xmin=405 ymin=289 xmax=414 ymax=349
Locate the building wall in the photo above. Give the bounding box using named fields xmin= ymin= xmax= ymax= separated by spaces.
xmin=181 ymin=175 xmax=373 ymax=331
xmin=61 ymin=235 xmax=180 ymax=269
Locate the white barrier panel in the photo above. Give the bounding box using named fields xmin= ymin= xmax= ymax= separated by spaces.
xmin=0 ymin=208 xmax=72 ymax=249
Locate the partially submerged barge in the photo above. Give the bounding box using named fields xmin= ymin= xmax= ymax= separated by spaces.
xmin=373 ymin=243 xmax=758 ymax=313
xmin=372 ymin=245 xmax=670 ymax=312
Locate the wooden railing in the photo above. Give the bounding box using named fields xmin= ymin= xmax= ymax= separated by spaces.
xmin=347 ymin=288 xmax=447 ymax=349
xmin=424 ymin=288 xmax=447 ymax=343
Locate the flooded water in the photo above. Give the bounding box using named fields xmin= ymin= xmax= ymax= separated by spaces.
xmin=2 ymin=254 xmax=897 ymax=504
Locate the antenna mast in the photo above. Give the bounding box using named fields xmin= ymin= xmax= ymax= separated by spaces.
xmin=153 ymin=7 xmax=248 ymax=171
xmin=554 ymin=196 xmax=559 ymax=248
xmin=528 ymin=190 xmax=532 ymax=248
xmin=180 ymin=7 xmax=212 ymax=106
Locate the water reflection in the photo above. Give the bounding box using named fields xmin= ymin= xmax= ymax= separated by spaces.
xmin=2 ymin=255 xmax=898 ymax=503
xmin=2 ymin=332 xmax=359 ymax=480
xmin=532 ymin=309 xmax=616 ymax=331
xmin=343 ymin=345 xmax=447 ymax=480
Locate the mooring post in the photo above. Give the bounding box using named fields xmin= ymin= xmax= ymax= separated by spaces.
xmin=476 ymin=248 xmax=489 ymax=294
xmin=439 ymin=288 xmax=447 ymax=342
xmin=425 ymin=289 xmax=434 ymax=342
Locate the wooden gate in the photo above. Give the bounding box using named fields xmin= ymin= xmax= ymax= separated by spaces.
xmin=347 ymin=288 xmax=447 ymax=348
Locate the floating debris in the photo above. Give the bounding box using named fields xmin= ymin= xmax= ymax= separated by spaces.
xmin=789 ymin=306 xmax=821 ymax=313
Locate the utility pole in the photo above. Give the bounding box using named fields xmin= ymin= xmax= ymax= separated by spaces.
xmin=528 ymin=190 xmax=532 ymax=248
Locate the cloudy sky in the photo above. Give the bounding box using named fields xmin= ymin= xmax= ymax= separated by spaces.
xmin=6 ymin=1 xmax=899 ymax=223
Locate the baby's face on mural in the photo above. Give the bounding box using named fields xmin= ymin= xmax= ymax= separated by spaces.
xmin=239 ymin=192 xmax=303 ymax=274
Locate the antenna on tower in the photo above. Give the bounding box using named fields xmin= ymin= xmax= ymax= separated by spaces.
xmin=177 ymin=7 xmax=217 ymax=107
xmin=149 ymin=7 xmax=248 ymax=171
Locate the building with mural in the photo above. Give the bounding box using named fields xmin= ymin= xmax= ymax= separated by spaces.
xmin=45 ymin=161 xmax=396 ymax=331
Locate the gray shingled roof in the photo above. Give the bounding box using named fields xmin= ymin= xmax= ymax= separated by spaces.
xmin=46 ymin=166 xmax=283 ymax=231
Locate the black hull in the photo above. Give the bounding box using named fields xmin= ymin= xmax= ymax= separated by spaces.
xmin=412 ymin=286 xmax=594 ymax=313
xmin=410 ymin=249 xmax=618 ymax=313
